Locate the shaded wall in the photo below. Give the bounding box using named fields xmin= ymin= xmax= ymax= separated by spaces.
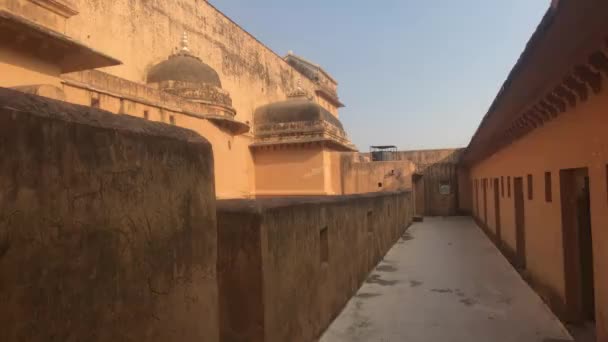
xmin=218 ymin=192 xmax=414 ymax=342
xmin=252 ymin=145 xmax=326 ymax=197
xmin=0 ymin=47 xmax=62 ymax=88
xmin=0 ymin=88 xmax=219 ymax=341
xmin=390 ymin=148 xmax=463 ymax=166
xmin=457 ymin=166 xmax=473 ymax=214
xmin=468 ymin=87 xmax=608 ymax=340
xmin=421 ymin=163 xmax=461 ymax=216
xmin=336 ymin=153 xmax=415 ymax=195
xmin=388 ymin=149 xmax=464 ymax=216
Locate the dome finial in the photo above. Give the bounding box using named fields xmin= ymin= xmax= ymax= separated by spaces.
xmin=180 ymin=31 xmax=190 ymax=53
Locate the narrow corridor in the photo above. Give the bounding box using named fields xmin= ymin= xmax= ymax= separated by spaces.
xmin=320 ymin=217 xmax=573 ymax=342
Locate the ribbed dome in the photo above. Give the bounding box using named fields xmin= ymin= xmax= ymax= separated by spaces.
xmin=147 ymin=53 xmax=222 ymax=88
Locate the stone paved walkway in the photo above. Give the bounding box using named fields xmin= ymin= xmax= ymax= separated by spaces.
xmin=320 ymin=217 xmax=573 ymax=342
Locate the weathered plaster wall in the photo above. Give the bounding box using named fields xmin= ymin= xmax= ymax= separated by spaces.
xmin=62 ymin=70 xmax=252 ymax=198
xmin=217 ymin=191 xmax=414 ymax=342
xmin=391 ymin=148 xmax=463 ymax=166
xmin=65 ymin=0 xmax=322 ymax=127
xmin=55 ymin=0 xmax=339 ymax=198
xmin=0 ymin=0 xmax=70 ymax=33
xmin=383 ymin=149 xmax=463 ymax=216
xmin=0 ymin=47 xmax=61 ymax=87
xmin=469 ymin=88 xmax=608 ymax=340
xmin=336 ymin=153 xmax=415 ymax=195
xmin=457 ymin=166 xmax=472 ymax=213
xmin=2 ymin=0 xmax=348 ymax=199
xmin=0 ymin=88 xmax=219 ymax=342
xmin=252 ymin=146 xmax=327 ymax=197
xmin=420 ymin=163 xmax=461 ymax=216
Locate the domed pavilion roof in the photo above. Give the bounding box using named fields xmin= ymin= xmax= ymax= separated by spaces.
xmin=252 ymin=86 xmax=356 ymax=151
xmin=147 ymin=33 xmax=222 ymax=88
xmin=254 ymin=97 xmax=344 ymax=131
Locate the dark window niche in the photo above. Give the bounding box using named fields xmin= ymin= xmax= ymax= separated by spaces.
xmin=527 ymin=174 xmax=534 ymax=200
xmin=545 ymin=172 xmax=553 ymax=202
xmin=320 ymin=226 xmax=329 ymax=264
xmin=90 ymin=97 xmax=100 ymax=108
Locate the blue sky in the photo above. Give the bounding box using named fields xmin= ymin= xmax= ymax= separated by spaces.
xmin=213 ymin=0 xmax=549 ymax=151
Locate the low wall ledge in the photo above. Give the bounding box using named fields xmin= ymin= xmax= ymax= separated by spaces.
xmin=217 ymin=190 xmax=412 ymax=214
xmin=0 ymin=87 xmax=210 ymax=147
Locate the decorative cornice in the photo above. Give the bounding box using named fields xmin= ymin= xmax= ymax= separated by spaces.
xmin=464 ymin=41 xmax=608 ymax=165
xmin=463 ymin=0 xmax=608 ymax=165
xmin=0 ymin=10 xmax=121 ymax=72
xmin=284 ymin=51 xmax=338 ymax=85
xmin=253 ymin=119 xmax=356 ymax=151
xmin=29 ymin=0 xmax=78 ymax=18
xmin=315 ymin=88 xmax=345 ymax=108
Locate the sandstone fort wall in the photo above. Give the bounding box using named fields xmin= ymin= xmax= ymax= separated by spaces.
xmin=217 ymin=192 xmax=414 ymax=342
xmin=0 ymin=88 xmax=219 ymax=341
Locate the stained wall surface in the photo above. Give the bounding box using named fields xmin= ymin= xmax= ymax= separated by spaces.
xmin=217 ymin=192 xmax=414 ymax=342
xmin=391 ymin=148 xmax=463 ymax=166
xmin=0 ymin=47 xmax=62 ymax=87
xmin=420 ymin=163 xmax=461 ymax=216
xmin=0 ymin=0 xmax=70 ymax=33
xmin=253 ymin=146 xmax=327 ymax=196
xmin=336 ymin=153 xmax=415 ymax=195
xmin=61 ymin=70 xmax=253 ymax=198
xmin=469 ymin=88 xmax=608 ymax=340
xmin=0 ymin=88 xmax=219 ymax=342
xmin=390 ymin=149 xmax=464 ymax=216
xmin=1 ymin=0 xmax=345 ymax=199
xmin=65 ymin=0 xmax=322 ymax=127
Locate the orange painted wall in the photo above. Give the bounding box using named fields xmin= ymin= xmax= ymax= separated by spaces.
xmin=61 ymin=82 xmax=253 ymax=199
xmin=469 ymin=89 xmax=608 ymax=340
xmin=0 ymin=48 xmax=61 ymax=88
xmin=252 ymin=146 xmax=327 ymax=197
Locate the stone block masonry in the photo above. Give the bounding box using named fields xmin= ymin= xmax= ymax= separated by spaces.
xmin=0 ymin=88 xmax=219 ymax=341
xmin=218 ymin=192 xmax=414 ymax=342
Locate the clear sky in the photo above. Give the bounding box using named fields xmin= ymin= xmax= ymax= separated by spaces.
xmin=213 ymin=0 xmax=549 ymax=151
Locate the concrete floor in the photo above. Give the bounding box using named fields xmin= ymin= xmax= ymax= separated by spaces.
xmin=320 ymin=217 xmax=574 ymax=342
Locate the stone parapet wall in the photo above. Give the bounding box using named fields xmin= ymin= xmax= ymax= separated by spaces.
xmin=0 ymin=88 xmax=219 ymax=342
xmin=63 ymin=70 xmax=237 ymax=118
xmin=217 ymin=191 xmax=414 ymax=342
xmin=360 ymin=148 xmax=462 ymax=167
xmin=336 ymin=153 xmax=416 ymax=194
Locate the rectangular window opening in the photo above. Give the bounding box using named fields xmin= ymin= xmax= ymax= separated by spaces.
xmin=507 ymin=177 xmax=511 ymax=198
xmin=320 ymin=226 xmax=329 ymax=264
xmin=527 ymin=174 xmax=533 ymax=200
xmin=545 ymin=172 xmax=552 ymax=202
xmin=501 ymin=176 xmax=504 ymax=197
xmin=439 ymin=180 xmax=451 ymax=195
xmin=169 ymin=115 xmax=176 ymax=125
xmin=143 ymin=110 xmax=149 ymax=120
xmin=90 ymin=97 xmax=100 ymax=108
